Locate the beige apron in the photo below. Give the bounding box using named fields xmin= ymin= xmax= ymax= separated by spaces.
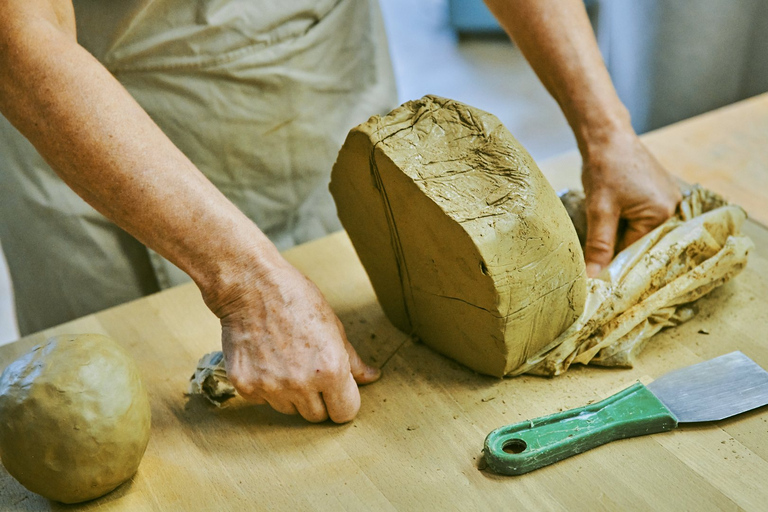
xmin=0 ymin=0 xmax=397 ymax=334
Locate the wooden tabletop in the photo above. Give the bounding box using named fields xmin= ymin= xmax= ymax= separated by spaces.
xmin=2 ymin=94 xmax=768 ymax=511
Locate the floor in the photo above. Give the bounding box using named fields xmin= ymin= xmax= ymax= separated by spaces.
xmin=0 ymin=0 xmax=575 ymax=346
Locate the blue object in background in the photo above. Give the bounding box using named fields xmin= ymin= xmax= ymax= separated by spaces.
xmin=448 ymin=0 xmax=504 ymax=33
xmin=448 ymin=0 xmax=597 ymax=34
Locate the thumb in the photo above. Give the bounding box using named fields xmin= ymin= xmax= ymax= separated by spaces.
xmin=336 ymin=319 xmax=381 ymax=385
xmin=345 ymin=338 xmax=382 ymax=385
xmin=584 ymin=199 xmax=620 ymax=277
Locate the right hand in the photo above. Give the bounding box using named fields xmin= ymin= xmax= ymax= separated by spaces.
xmin=208 ymin=262 xmax=380 ymax=423
xmin=581 ymin=133 xmax=681 ymax=276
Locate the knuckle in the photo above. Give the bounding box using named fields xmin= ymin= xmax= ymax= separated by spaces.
xmin=584 ymin=238 xmax=613 ymax=256
xmin=227 ymin=372 xmax=256 ymax=397
xmin=277 ymin=403 xmax=299 ymax=416
xmin=257 ymin=378 xmax=282 ymax=396
xmin=588 ymin=200 xmax=614 ymax=217
xmin=332 ymin=412 xmax=356 ymax=424
xmin=313 ymin=358 xmax=349 ymax=381
xmin=304 ymin=409 xmax=329 ymax=424
xmin=284 ymin=374 xmax=313 ymax=392
xmin=327 ymin=362 xmax=350 ymax=382
xmin=308 ymin=367 xmax=336 ymax=385
xmin=330 ymin=402 xmax=359 ymax=424
xmin=585 ymin=191 xmax=614 ymax=211
xmin=230 ymin=371 xmax=282 ymax=397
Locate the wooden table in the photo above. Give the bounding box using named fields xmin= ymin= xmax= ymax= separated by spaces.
xmin=2 ymin=95 xmax=768 ymax=511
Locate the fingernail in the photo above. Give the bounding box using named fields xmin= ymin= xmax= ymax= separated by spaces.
xmin=586 ymin=263 xmax=602 ymax=278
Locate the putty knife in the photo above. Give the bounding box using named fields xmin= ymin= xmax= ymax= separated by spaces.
xmin=483 ymin=351 xmax=768 ymax=475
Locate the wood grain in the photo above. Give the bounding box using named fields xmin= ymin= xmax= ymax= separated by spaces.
xmin=2 ymin=94 xmax=768 ymax=511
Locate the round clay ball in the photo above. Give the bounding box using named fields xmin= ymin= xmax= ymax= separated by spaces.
xmin=0 ymin=333 xmax=151 ymax=503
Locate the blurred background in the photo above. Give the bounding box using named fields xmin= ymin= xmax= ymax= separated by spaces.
xmin=1 ymin=0 xmax=766 ymax=345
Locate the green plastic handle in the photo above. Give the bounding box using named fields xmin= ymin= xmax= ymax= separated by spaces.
xmin=483 ymin=381 xmax=678 ymax=475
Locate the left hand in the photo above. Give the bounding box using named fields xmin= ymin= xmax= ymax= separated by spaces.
xmin=208 ymin=260 xmax=381 ymax=424
xmin=581 ymin=133 xmax=682 ymax=277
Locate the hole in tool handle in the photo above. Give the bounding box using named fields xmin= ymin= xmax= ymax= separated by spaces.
xmin=502 ymin=439 xmax=527 ymax=454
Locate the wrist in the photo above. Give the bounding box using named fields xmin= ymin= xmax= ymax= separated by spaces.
xmin=577 ymin=116 xmax=639 ymax=168
xmin=573 ymin=105 xmax=635 ymax=158
xmin=189 ymin=225 xmax=288 ymax=319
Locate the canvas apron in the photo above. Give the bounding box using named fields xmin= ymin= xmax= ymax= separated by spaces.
xmin=0 ymin=0 xmax=397 ymax=334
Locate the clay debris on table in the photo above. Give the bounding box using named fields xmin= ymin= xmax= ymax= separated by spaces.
xmin=329 ymin=95 xmax=587 ymax=377
xmin=515 ymin=185 xmax=753 ymax=376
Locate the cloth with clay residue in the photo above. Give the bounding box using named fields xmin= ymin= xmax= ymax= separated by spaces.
xmin=512 ymin=186 xmax=753 ymax=376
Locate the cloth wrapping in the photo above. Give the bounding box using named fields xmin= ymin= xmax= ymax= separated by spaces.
xmin=188 ymin=351 xmax=236 ymax=407
xmin=511 ymin=186 xmax=753 ymax=376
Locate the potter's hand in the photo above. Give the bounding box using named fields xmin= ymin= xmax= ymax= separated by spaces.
xmin=581 ymin=134 xmax=681 ymax=277
xmin=211 ymin=263 xmax=380 ymax=423
xmin=481 ymin=0 xmax=680 ymax=276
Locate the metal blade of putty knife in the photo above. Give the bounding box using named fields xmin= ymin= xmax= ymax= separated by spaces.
xmin=483 ymin=351 xmax=768 ymax=475
xmin=646 ymin=351 xmax=768 ymax=422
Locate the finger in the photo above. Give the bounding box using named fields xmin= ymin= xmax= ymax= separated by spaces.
xmin=618 ymin=195 xmax=679 ymax=251
xmin=263 ymin=396 xmax=299 ymax=416
xmin=322 ymin=372 xmax=361 ymax=424
xmin=618 ymin=219 xmax=656 ymax=251
xmin=584 ymin=199 xmax=620 ymax=277
xmin=336 ymin=319 xmax=381 ymax=384
xmin=294 ymin=393 xmax=330 ymax=423
xmin=240 ymin=392 xmax=268 ymax=406
xmin=223 ymin=365 xmax=269 ymax=405
xmin=346 ymin=339 xmax=381 ymax=384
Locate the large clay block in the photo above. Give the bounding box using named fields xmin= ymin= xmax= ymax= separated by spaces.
xmin=329 ymin=96 xmax=587 ymax=376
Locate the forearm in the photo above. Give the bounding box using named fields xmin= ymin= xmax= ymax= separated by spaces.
xmin=484 ymin=0 xmax=633 ymax=155
xmin=0 ymin=3 xmax=281 ymax=311
xmin=0 ymin=1 xmax=379 ymax=422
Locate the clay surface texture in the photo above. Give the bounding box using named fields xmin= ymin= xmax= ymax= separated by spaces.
xmin=0 ymin=333 xmax=151 ymax=503
xmin=329 ymin=95 xmax=587 ymax=377
xmin=513 ymin=186 xmax=753 ymax=376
